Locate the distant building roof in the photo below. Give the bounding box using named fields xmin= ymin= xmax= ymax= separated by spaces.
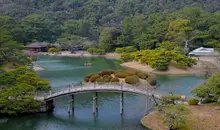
xmin=25 ymin=42 xmax=50 ymax=48
xmin=189 ymin=47 xmax=219 ymax=56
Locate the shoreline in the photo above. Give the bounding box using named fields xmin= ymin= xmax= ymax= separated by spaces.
xmin=120 ymin=61 xmax=210 ymax=76
xmin=37 ymin=51 xmax=120 ymax=59
xmin=141 ymin=112 xmax=167 ymax=130
xmin=141 ymin=104 xmax=220 ymax=130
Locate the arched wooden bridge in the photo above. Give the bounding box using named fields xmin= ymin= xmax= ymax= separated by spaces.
xmin=39 ymin=83 xmax=162 ymax=115
xmin=45 ymin=83 xmax=161 ymax=101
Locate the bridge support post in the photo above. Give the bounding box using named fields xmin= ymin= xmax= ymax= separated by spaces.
xmin=68 ymin=95 xmax=71 ymax=114
xmin=72 ymin=94 xmax=75 ymax=114
xmin=93 ymin=92 xmax=98 ymax=115
xmin=95 ymin=92 xmax=98 ymax=112
xmin=120 ymin=92 xmax=124 ymax=115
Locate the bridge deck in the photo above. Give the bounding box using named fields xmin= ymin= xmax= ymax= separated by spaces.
xmin=44 ymin=83 xmax=161 ymax=101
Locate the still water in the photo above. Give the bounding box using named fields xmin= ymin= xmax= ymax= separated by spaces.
xmin=0 ymin=56 xmax=206 ymax=130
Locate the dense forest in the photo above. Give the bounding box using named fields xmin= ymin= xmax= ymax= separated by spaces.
xmin=0 ymin=0 xmax=220 ymax=51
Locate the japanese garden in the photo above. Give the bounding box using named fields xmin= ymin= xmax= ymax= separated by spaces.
xmin=0 ymin=1 xmax=220 ymax=130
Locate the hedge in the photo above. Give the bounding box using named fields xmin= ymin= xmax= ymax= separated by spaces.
xmin=115 ymin=72 xmax=127 ymax=78
xmin=110 ymin=78 xmax=120 ymax=82
xmin=125 ymin=75 xmax=139 ymax=85
xmin=90 ymin=74 xmax=101 ymax=83
xmin=137 ymin=72 xmax=148 ymax=79
xmin=188 ymin=98 xmax=199 ymax=105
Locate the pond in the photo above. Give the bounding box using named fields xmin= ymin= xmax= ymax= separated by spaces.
xmin=0 ymin=56 xmax=206 ymax=130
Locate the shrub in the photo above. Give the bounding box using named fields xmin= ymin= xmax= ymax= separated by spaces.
xmin=87 ymin=48 xmax=96 ymax=54
xmin=137 ymin=72 xmax=148 ymax=79
xmin=115 ymin=72 xmax=127 ymax=78
xmin=188 ymin=98 xmax=199 ymax=105
xmin=125 ymin=69 xmax=137 ymax=76
xmin=48 ymin=48 xmax=59 ymax=53
xmin=201 ymin=98 xmax=216 ymax=104
xmin=110 ymin=78 xmax=120 ymax=82
xmin=125 ymin=75 xmax=139 ymax=85
xmin=84 ymin=73 xmax=94 ymax=82
xmin=120 ymin=53 xmax=134 ymax=62
xmin=103 ymin=75 xmax=112 ymax=82
xmin=85 ymin=73 xmax=94 ymax=78
xmin=90 ymin=74 xmax=101 ymax=83
xmin=171 ymin=61 xmax=188 ymax=69
xmin=115 ymin=46 xmax=137 ymax=53
xmin=87 ymin=48 xmax=105 ymax=55
xmin=152 ymin=57 xmax=169 ymax=71
xmin=147 ymin=78 xmax=157 ymax=86
xmin=99 ymin=70 xmax=115 ymax=76
xmin=146 ymin=75 xmax=157 ymax=86
xmin=124 ymin=46 xmax=137 ymax=53
xmin=103 ymin=78 xmax=110 ymax=82
xmin=84 ymin=77 xmax=90 ymax=82
xmin=115 ymin=48 xmax=124 ymax=53
xmin=96 ymin=78 xmax=104 ymax=83
xmin=160 ymin=95 xmax=181 ymax=105
xmin=96 ymin=49 xmax=105 ymax=55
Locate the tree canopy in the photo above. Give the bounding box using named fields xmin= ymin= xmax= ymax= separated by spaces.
xmin=191 ymin=72 xmax=220 ymax=102
xmin=0 ymin=67 xmax=51 ymax=115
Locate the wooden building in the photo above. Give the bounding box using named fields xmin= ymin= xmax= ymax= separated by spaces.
xmin=25 ymin=42 xmax=50 ymax=52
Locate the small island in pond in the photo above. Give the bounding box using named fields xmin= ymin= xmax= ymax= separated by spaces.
xmin=83 ymin=69 xmax=157 ymax=87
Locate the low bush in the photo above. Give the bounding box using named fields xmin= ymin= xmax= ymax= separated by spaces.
xmin=170 ymin=61 xmax=188 ymax=69
xmin=137 ymin=72 xmax=148 ymax=79
xmin=115 ymin=48 xmax=124 ymax=53
xmin=201 ymin=98 xmax=216 ymax=104
xmin=85 ymin=73 xmax=94 ymax=78
xmin=151 ymin=57 xmax=169 ymax=71
xmin=160 ymin=95 xmax=181 ymax=104
xmin=96 ymin=78 xmax=104 ymax=83
xmin=103 ymin=75 xmax=112 ymax=82
xmin=115 ymin=46 xmax=137 ymax=53
xmin=110 ymin=78 xmax=120 ymax=82
xmin=188 ymin=98 xmax=199 ymax=105
xmin=115 ymin=72 xmax=127 ymax=78
xmin=84 ymin=73 xmax=94 ymax=82
xmin=90 ymin=74 xmax=101 ymax=83
xmin=120 ymin=53 xmax=134 ymax=62
xmin=87 ymin=48 xmax=105 ymax=55
xmin=125 ymin=75 xmax=139 ymax=85
xmin=84 ymin=77 xmax=90 ymax=82
xmin=146 ymin=74 xmax=157 ymax=85
xmin=99 ymin=70 xmax=115 ymax=76
xmin=147 ymin=78 xmax=157 ymax=86
xmin=48 ymin=48 xmax=59 ymax=53
xmin=125 ymin=69 xmax=137 ymax=76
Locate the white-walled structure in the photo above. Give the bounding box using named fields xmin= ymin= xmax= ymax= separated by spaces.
xmin=188 ymin=47 xmax=219 ymax=57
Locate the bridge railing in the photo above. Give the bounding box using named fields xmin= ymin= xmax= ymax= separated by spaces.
xmin=44 ymin=82 xmax=162 ymax=100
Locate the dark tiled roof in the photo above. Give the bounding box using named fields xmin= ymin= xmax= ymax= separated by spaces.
xmin=25 ymin=42 xmax=49 ymax=48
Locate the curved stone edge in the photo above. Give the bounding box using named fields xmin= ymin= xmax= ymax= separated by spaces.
xmin=140 ymin=112 xmax=167 ymax=130
xmin=140 ymin=114 xmax=152 ymax=130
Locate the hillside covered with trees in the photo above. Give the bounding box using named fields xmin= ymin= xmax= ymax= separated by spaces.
xmin=0 ymin=0 xmax=220 ymax=51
